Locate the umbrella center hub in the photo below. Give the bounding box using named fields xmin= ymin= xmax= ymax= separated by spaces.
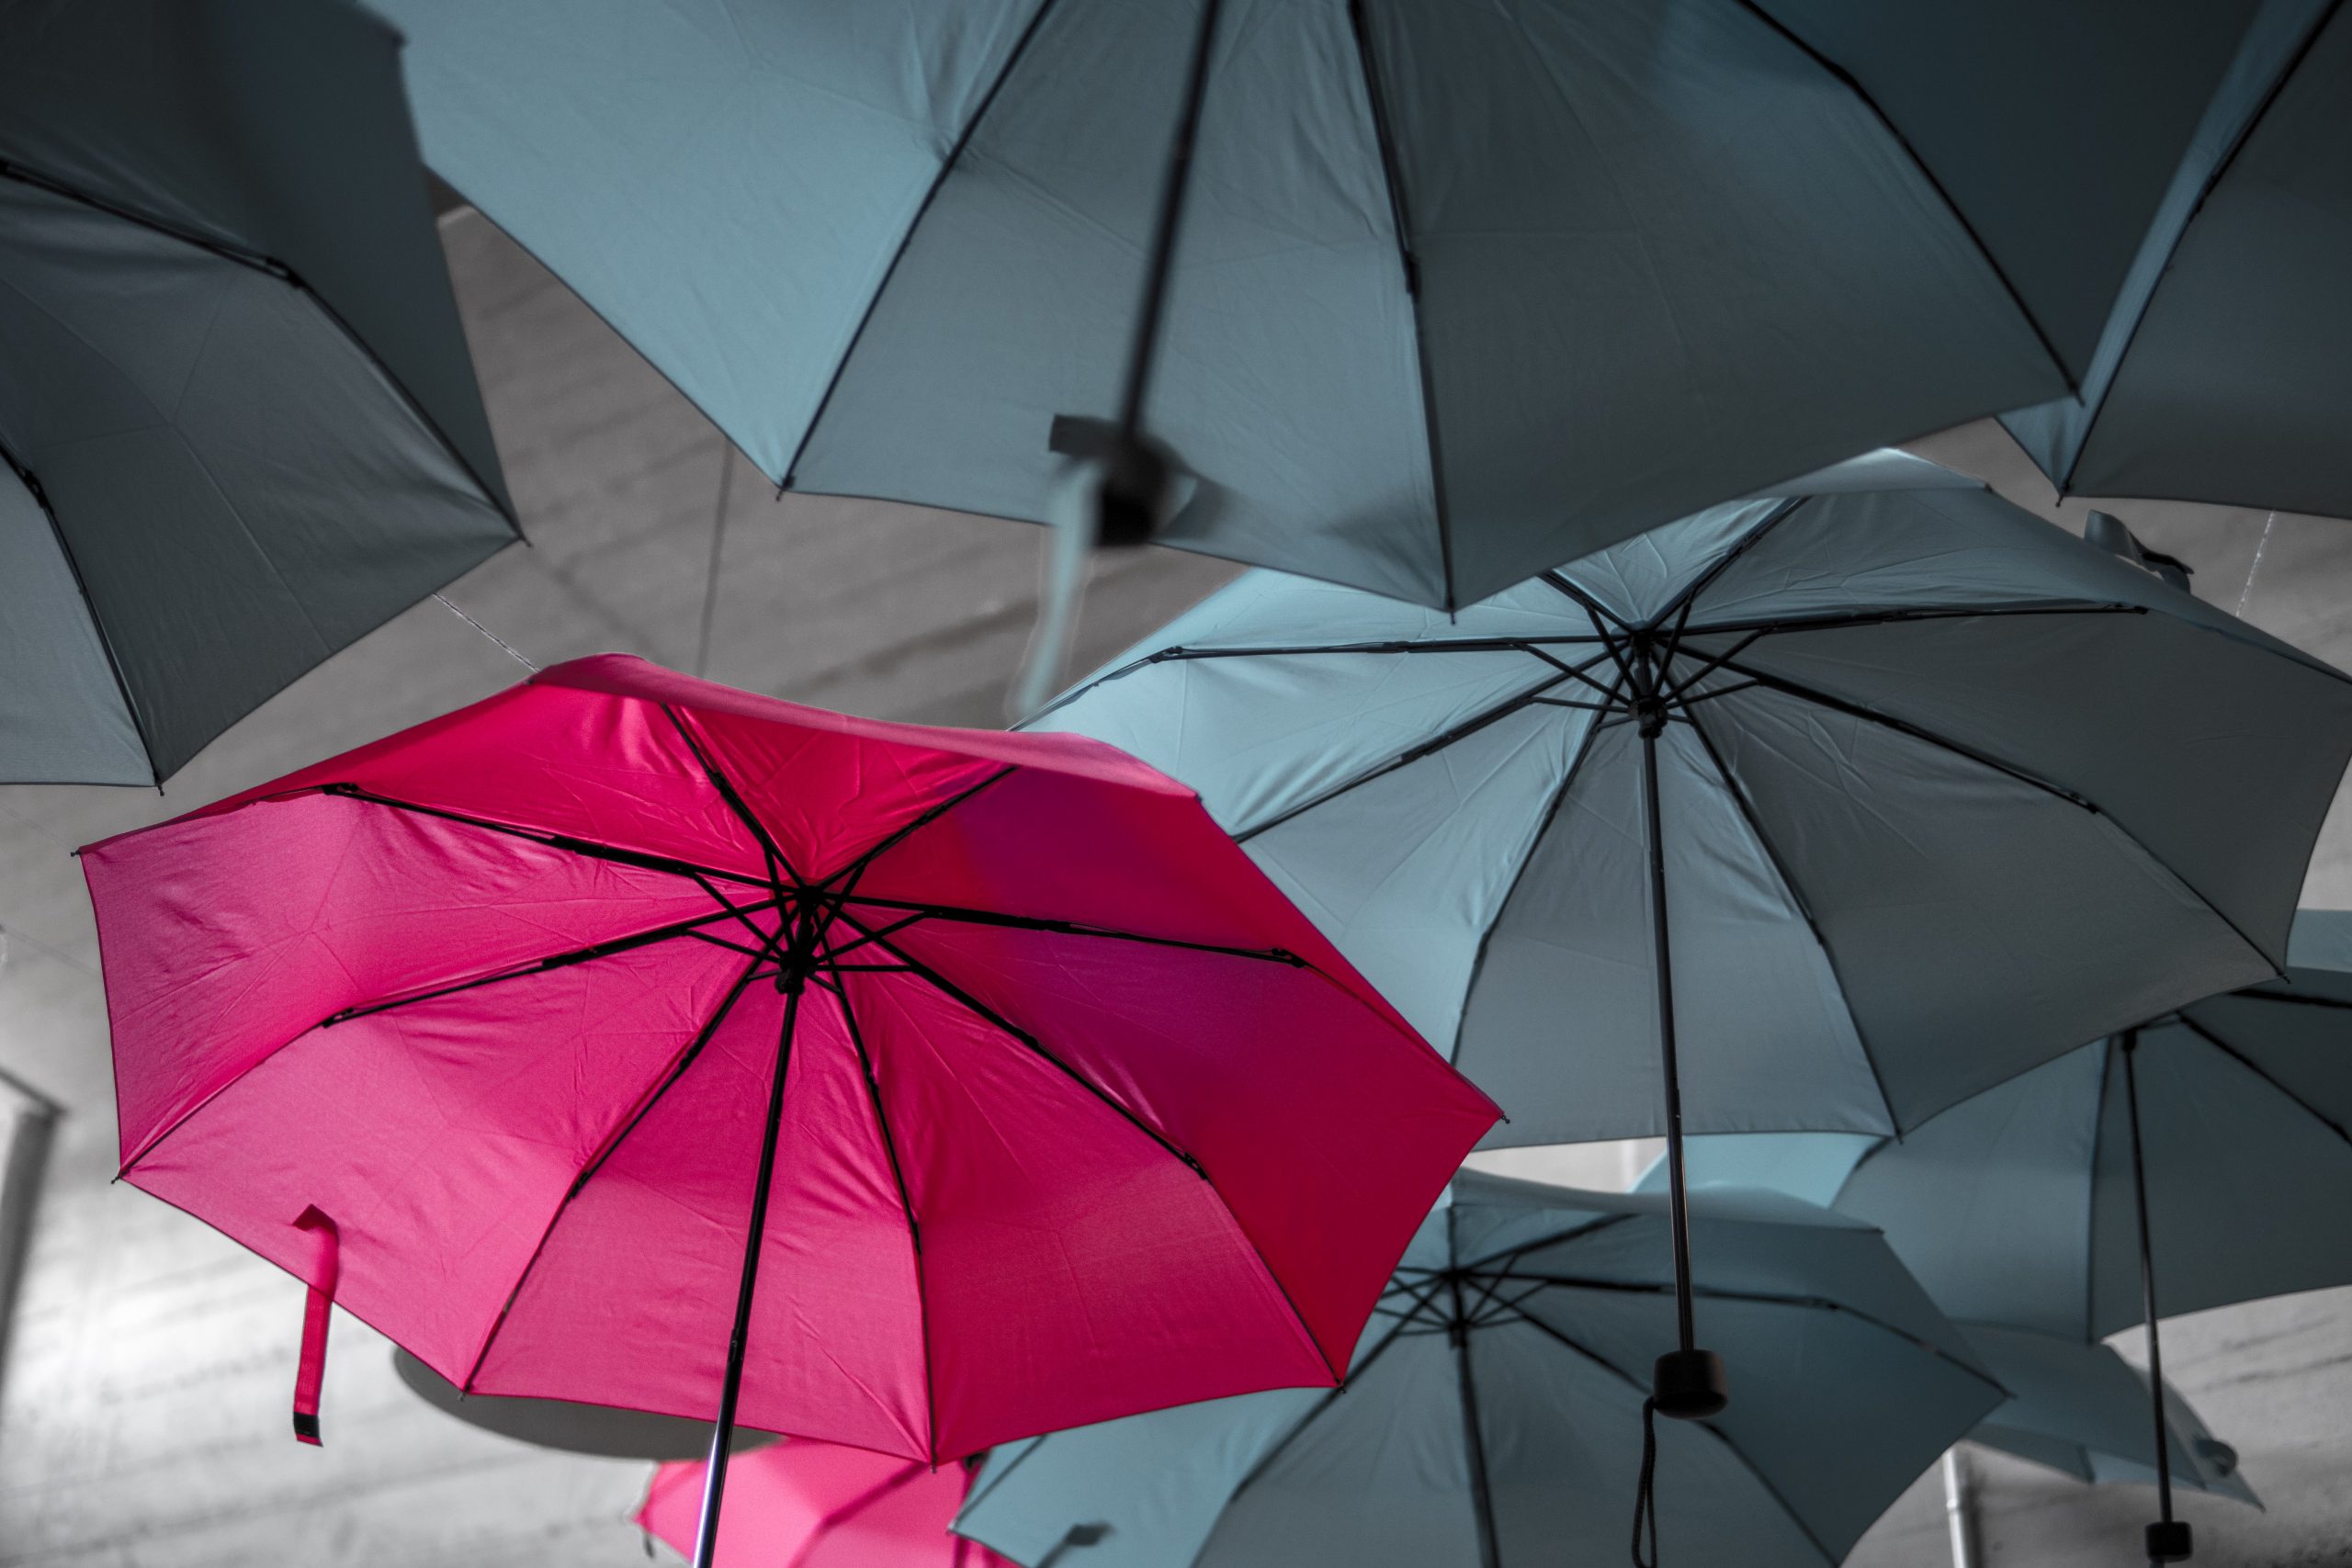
xmin=1633 ymin=694 xmax=1669 ymax=739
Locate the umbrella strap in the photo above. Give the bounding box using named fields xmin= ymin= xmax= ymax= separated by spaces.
xmin=1631 ymin=1396 xmax=1660 ymax=1568
xmin=290 ymin=1206 xmax=339 ymax=1445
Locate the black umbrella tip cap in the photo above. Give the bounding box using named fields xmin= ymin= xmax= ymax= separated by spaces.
xmin=1651 ymin=1348 xmax=1727 ymax=1419
xmin=2146 ymin=1520 xmax=2193 ymax=1561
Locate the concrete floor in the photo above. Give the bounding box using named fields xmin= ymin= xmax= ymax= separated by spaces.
xmin=0 ymin=212 xmax=2347 ymax=1566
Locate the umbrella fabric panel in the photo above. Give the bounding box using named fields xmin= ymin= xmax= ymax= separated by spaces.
xmin=0 ymin=175 xmax=514 ymax=779
xmin=126 ymin=938 xmax=751 ymax=1380
xmin=0 ymin=465 xmax=141 ymax=782
xmin=639 ymin=1439 xmax=1020 ymax=1568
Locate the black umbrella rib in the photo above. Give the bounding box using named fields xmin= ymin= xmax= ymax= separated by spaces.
xmin=662 ymin=705 xmax=801 ymax=886
xmin=0 ymin=431 xmax=159 ymax=783
xmin=316 ymin=784 xmax=768 ymax=888
xmin=317 ymin=897 xmax=785 ymax=1027
xmin=1681 ymin=601 xmax=2143 ymax=639
xmin=820 ymin=769 xmax=1016 ymax=889
xmin=2215 ymin=987 xmax=2352 ymax=1014
xmin=825 ymin=910 xmax=1206 ymax=1179
xmin=2173 ymin=1014 xmax=2352 ymax=1152
xmin=835 ymin=893 xmax=1305 ymax=964
xmin=458 ymin=953 xmax=771 ymax=1392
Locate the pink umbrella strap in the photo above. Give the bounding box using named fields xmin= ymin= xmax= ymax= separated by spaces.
xmin=781 ymin=1460 xmax=927 ymax=1568
xmin=290 ymin=1206 xmax=339 ymax=1445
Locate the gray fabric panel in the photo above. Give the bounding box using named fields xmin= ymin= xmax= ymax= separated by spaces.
xmin=1973 ymin=1424 xmax=2097 ymax=1483
xmin=1358 ymin=0 xmax=2056 ymax=603
xmin=1700 ymin=682 xmax=2271 ymax=1126
xmin=796 ymin=0 xmax=1443 ymax=604
xmin=1636 ymin=1132 xmax=1881 ymax=1207
xmin=1751 ymin=0 xmax=2269 ymax=378
xmin=0 ymin=467 xmax=144 ymax=783
xmin=2285 ymin=908 xmax=2352 ymax=976
xmin=0 ymin=177 xmax=512 ymax=778
xmin=1836 ymin=1045 xmax=2109 ymax=1338
xmin=1459 ymin=719 xmax=1893 ymax=1146
xmin=0 ymin=0 xmax=512 ymax=514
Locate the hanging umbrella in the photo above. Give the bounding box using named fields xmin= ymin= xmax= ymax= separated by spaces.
xmin=1030 ymin=460 xmax=2352 ymax=1425
xmin=1660 ymin=912 xmax=2352 ymax=1561
xmin=638 ymin=1438 xmax=1015 ymax=1568
xmin=2004 ymin=0 xmax=2352 ymax=522
xmin=80 ymin=654 xmax=1496 ymax=1568
xmin=365 ymin=0 xmax=2270 ymax=613
xmin=0 ymin=0 xmax=518 ymax=784
xmin=951 ymin=1173 xmax=2005 ymax=1568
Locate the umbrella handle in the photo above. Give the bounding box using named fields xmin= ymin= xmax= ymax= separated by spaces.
xmin=289 ymin=1206 xmax=339 ymax=1445
xmin=2122 ymin=1033 xmax=2194 ymax=1563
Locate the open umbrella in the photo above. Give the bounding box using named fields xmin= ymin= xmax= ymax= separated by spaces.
xmin=368 ymin=0 xmax=2266 ymax=611
xmin=0 ymin=0 xmax=517 ymax=784
xmin=639 ymin=1439 xmax=1014 ymax=1568
xmin=2004 ymin=0 xmax=2352 ymax=522
xmin=1030 ymin=461 xmax=2352 ymax=1423
xmin=1662 ymin=913 xmax=2352 ymax=1560
xmin=80 ymin=654 xmax=1496 ymax=1567
xmin=951 ymin=1174 xmax=2004 ymax=1568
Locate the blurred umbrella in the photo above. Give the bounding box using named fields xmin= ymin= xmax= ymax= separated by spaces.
xmin=952 ymin=1174 xmax=2004 ymax=1568
xmin=368 ymin=0 xmax=2266 ymax=612
xmin=2005 ymin=0 xmax=2352 ymax=522
xmin=639 ymin=1438 xmax=1015 ymax=1568
xmin=81 ymin=655 xmax=1494 ymax=1568
xmin=1032 ymin=457 xmax=2352 ymax=1425
xmin=0 ymin=0 xmax=517 ymax=784
xmin=393 ymin=1348 xmax=777 ymax=1461
xmin=1662 ymin=913 xmax=2352 ymax=1560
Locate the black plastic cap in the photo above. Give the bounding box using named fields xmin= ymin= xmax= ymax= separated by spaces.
xmin=2146 ymin=1519 xmax=2194 ymax=1561
xmin=292 ymin=1410 xmax=322 ymax=1445
xmin=1652 ymin=1348 xmax=1728 ymax=1419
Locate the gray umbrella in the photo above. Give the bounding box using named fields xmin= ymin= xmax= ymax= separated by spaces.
xmin=0 ymin=0 xmax=517 ymax=784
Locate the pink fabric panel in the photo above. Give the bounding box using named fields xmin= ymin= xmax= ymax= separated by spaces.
xmin=636 ymin=1441 xmax=1012 ymax=1568
xmin=87 ymin=793 xmax=717 ymax=1164
xmin=847 ymin=761 xmax=1424 ymax=1044
xmin=471 ymin=983 xmax=933 ymax=1459
xmin=130 ymin=939 xmax=746 ymax=1378
xmin=679 ymin=705 xmax=1005 ymax=885
xmin=115 ymin=676 xmax=765 ymax=878
xmin=838 ymin=966 xmax=1331 ymax=1461
xmin=884 ymin=921 xmax=1491 ymax=1373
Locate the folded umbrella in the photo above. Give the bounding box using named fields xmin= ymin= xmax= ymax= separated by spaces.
xmin=81 ymin=655 xmax=1496 ymax=1567
xmin=638 ymin=1438 xmax=1014 ymax=1568
xmin=2004 ymin=0 xmax=2352 ymax=522
xmin=368 ymin=0 xmax=2267 ymax=610
xmin=951 ymin=1174 xmax=2005 ymax=1568
xmin=1031 ymin=458 xmax=2352 ymax=1427
xmin=0 ymin=0 xmax=517 ymax=784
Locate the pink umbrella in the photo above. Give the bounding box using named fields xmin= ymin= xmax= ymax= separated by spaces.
xmin=637 ymin=1440 xmax=1013 ymax=1568
xmin=83 ymin=656 xmax=1494 ymax=1565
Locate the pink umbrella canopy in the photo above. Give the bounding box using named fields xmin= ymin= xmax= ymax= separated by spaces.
xmin=637 ymin=1440 xmax=1014 ymax=1568
xmin=83 ymin=657 xmax=1493 ymax=1488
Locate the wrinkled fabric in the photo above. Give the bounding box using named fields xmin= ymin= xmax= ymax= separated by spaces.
xmin=85 ymin=656 xmax=1495 ymax=1462
xmin=1035 ymin=474 xmax=2352 ymax=1146
xmin=0 ymin=0 xmax=517 ymax=783
xmin=370 ymin=0 xmax=2264 ymax=607
xmin=638 ymin=1440 xmax=1017 ymax=1568
xmin=954 ymin=1173 xmax=2001 ymax=1568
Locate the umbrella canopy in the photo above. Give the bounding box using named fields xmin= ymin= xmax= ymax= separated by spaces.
xmin=368 ymin=0 xmax=2264 ymax=609
xmin=639 ymin=1439 xmax=1015 ymax=1568
xmin=952 ymin=1174 xmax=2004 ymax=1568
xmin=2003 ymin=0 xmax=2352 ymax=521
xmin=81 ymin=656 xmax=1495 ymax=1559
xmin=0 ymin=0 xmax=517 ymax=784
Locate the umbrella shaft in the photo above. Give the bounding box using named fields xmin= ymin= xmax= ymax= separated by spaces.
xmin=692 ymin=976 xmax=805 ymax=1568
xmin=2120 ymin=1032 xmax=2175 ymax=1524
xmin=1640 ymin=720 xmax=1696 ymax=1356
xmin=1115 ymin=0 xmax=1227 ymax=441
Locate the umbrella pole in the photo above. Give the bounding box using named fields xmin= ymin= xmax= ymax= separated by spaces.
xmin=691 ymin=955 xmax=808 ymax=1568
xmin=2121 ymin=1031 xmax=2192 ymax=1563
xmin=1635 ymin=670 xmax=1724 ymax=1422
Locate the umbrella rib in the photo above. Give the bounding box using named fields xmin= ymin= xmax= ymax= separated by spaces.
xmin=1650 ymin=497 xmax=1812 ymax=632
xmin=1681 ymin=602 xmax=2145 ymax=639
xmin=458 ymin=952 xmax=772 ymax=1392
xmin=662 ymin=705 xmax=801 ymax=886
xmin=834 ymin=893 xmax=1306 ymax=964
xmin=1678 ymin=706 xmax=1896 ymax=1134
xmin=1541 ymin=570 xmax=1639 ymax=640
xmin=2214 ymin=987 xmax=2352 ymax=1014
xmin=315 ymin=784 xmax=768 ymax=887
xmin=819 ymin=768 xmax=1016 ymax=889
xmin=2174 ymin=1013 xmax=2352 ymax=1151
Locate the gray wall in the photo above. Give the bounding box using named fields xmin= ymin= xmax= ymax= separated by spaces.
xmin=0 ymin=212 xmax=2345 ymax=1566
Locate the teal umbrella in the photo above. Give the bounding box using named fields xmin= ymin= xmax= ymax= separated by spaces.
xmin=1661 ymin=913 xmax=2352 ymax=1561
xmin=0 ymin=0 xmax=516 ymax=784
xmin=368 ymin=0 xmax=2269 ymax=610
xmin=951 ymin=1174 xmax=2003 ymax=1568
xmin=2005 ymin=0 xmax=2352 ymax=522
xmin=1031 ymin=457 xmax=2352 ymax=1419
